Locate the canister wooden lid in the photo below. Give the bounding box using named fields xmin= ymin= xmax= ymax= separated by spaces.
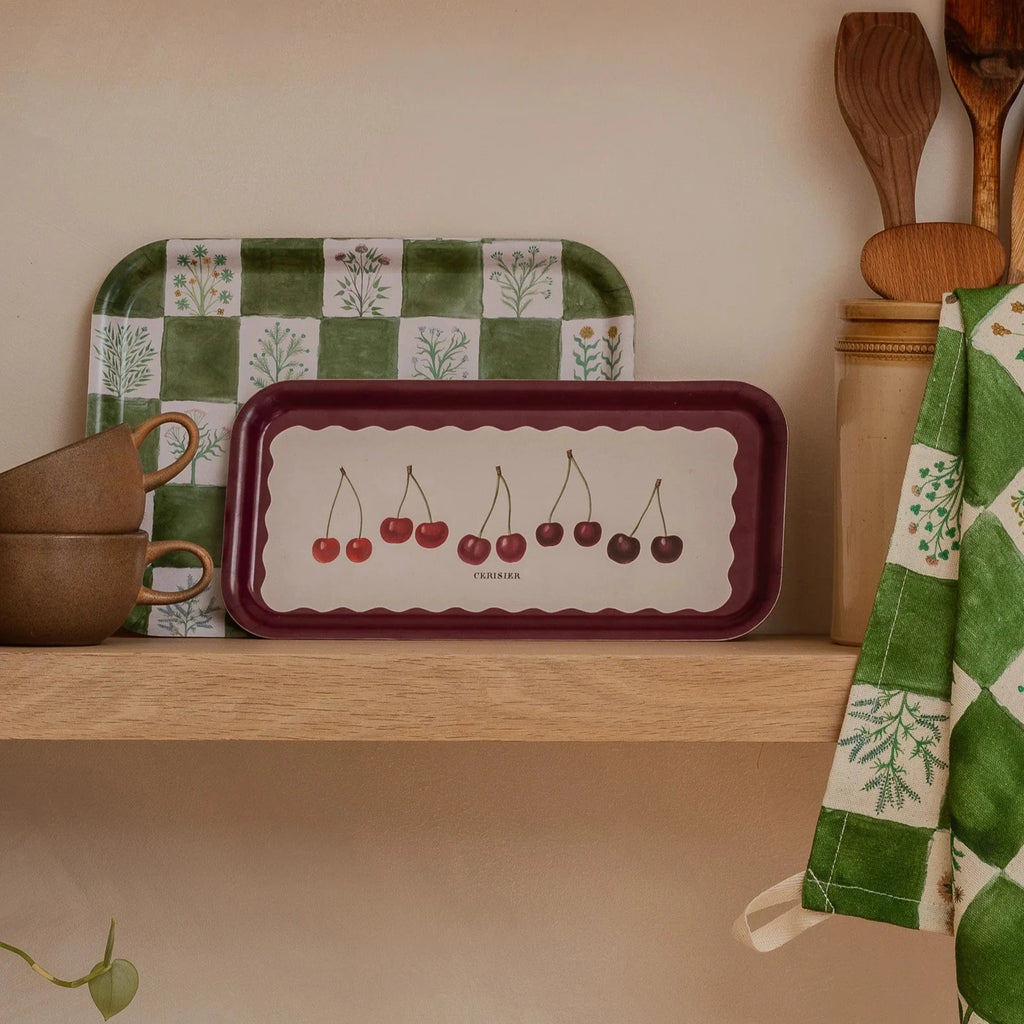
xmin=837 ymin=298 xmax=940 ymax=355
xmin=838 ymin=298 xmax=942 ymax=322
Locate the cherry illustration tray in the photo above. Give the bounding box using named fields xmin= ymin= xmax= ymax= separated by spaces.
xmin=86 ymin=236 xmax=635 ymax=637
xmin=221 ymin=380 xmax=787 ymax=639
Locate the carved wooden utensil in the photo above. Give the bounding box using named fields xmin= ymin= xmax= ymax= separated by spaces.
xmin=835 ymin=12 xmax=941 ymax=228
xmin=1009 ymin=131 xmax=1024 ymax=283
xmin=946 ymin=0 xmax=1024 ymax=235
xmin=860 ymin=222 xmax=1007 ymax=300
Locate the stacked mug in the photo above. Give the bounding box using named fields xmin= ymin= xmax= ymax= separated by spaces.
xmin=0 ymin=413 xmax=214 ymax=645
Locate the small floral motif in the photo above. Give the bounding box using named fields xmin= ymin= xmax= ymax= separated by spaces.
xmin=839 ymin=687 xmax=948 ymax=814
xmin=249 ymin=322 xmax=310 ymax=389
xmin=166 ymin=409 xmax=229 ymax=485
xmin=573 ymin=324 xmax=624 ymax=380
xmin=908 ymin=457 xmax=962 ymax=565
xmin=488 ymin=246 xmax=557 ymax=316
xmin=993 ymin=322 xmax=1013 ymax=336
xmin=334 ymin=244 xmax=391 ymax=316
xmin=411 ymin=326 xmax=470 ymax=380
xmin=93 ymin=322 xmax=156 ymax=404
xmin=154 ymin=573 xmax=220 ymax=636
xmin=172 ymin=245 xmax=234 ymax=315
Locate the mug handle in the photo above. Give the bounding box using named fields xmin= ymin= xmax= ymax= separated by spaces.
xmin=136 ymin=540 xmax=215 ymax=606
xmin=130 ymin=413 xmax=201 ymax=492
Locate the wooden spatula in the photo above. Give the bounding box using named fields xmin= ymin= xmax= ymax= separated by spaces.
xmin=1009 ymin=129 xmax=1024 ymax=283
xmin=946 ymin=0 xmax=1024 ymax=235
xmin=835 ymin=12 xmax=941 ymax=229
xmin=861 ymin=222 xmax=1007 ymax=301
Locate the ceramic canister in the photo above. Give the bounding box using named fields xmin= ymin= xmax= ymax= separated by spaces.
xmin=832 ymin=299 xmax=940 ymax=645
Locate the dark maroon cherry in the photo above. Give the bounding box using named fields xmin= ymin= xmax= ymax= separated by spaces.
xmin=535 ymin=522 xmax=564 ymax=547
xmin=312 ymin=537 xmax=341 ymax=563
xmin=415 ymin=521 xmax=449 ymax=548
xmin=496 ymin=532 xmax=527 ymax=562
xmin=457 ymin=534 xmax=491 ymax=565
xmin=607 ymin=532 xmax=641 ymax=564
xmin=380 ymin=516 xmax=414 ymax=543
xmin=651 ymin=535 xmax=683 ymax=563
xmin=346 ymin=537 xmax=372 ymax=563
xmin=573 ymin=521 xmax=602 ymax=546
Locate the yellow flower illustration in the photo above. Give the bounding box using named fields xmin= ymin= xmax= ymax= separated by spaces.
xmin=993 ymin=323 xmax=1012 ymax=336
xmin=579 ymin=325 xmax=594 ymax=340
xmin=217 ymin=308 xmax=224 ymax=316
xmin=1012 ymin=301 xmax=1024 ymax=313
xmin=608 ymin=325 xmax=618 ymax=339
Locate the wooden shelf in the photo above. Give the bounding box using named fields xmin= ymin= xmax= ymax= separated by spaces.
xmin=0 ymin=634 xmax=856 ymax=742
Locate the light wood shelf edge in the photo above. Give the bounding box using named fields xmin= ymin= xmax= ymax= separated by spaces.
xmin=0 ymin=634 xmax=857 ymax=742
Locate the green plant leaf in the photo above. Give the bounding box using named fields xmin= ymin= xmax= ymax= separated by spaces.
xmin=88 ymin=959 xmax=139 ymax=1020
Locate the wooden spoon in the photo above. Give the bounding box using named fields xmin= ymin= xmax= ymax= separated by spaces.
xmin=861 ymin=222 xmax=1007 ymax=301
xmin=945 ymin=0 xmax=1024 ymax=235
xmin=835 ymin=12 xmax=941 ymax=229
xmin=1009 ymin=127 xmax=1024 ymax=283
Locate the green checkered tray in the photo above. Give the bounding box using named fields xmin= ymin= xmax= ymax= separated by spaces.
xmin=86 ymin=237 xmax=635 ymax=637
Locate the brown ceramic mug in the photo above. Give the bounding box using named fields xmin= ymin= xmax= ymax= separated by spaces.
xmin=0 ymin=531 xmax=214 ymax=645
xmin=0 ymin=413 xmax=200 ymax=533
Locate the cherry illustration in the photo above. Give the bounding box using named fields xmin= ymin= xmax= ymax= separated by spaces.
xmin=312 ymin=469 xmax=347 ymax=563
xmin=459 ymin=466 xmax=526 ymax=564
xmin=537 ymin=449 xmax=601 ymax=548
xmin=383 ymin=465 xmax=449 ymax=548
xmin=608 ymin=478 xmax=682 ymax=565
xmin=313 ymin=467 xmax=372 ymax=564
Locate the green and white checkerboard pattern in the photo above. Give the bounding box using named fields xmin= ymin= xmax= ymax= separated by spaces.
xmin=804 ymin=285 xmax=1024 ymax=1023
xmin=86 ymin=237 xmax=635 ymax=637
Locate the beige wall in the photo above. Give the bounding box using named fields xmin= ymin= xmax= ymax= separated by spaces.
xmin=1 ymin=0 xmax=1003 ymax=1018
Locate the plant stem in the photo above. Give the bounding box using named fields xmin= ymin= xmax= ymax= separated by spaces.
xmin=547 ymin=450 xmax=573 ymax=521
xmin=0 ymin=939 xmax=112 ymax=990
xmin=408 ymin=468 xmax=435 ymax=522
xmin=478 ymin=467 xmax=503 ymax=535
xmin=630 ymin=479 xmax=661 ymax=537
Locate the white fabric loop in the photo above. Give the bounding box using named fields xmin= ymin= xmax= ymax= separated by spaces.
xmin=732 ymin=872 xmax=831 ymax=952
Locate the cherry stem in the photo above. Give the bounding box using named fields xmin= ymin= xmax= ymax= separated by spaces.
xmin=324 ymin=469 xmax=345 ymax=537
xmin=394 ymin=466 xmax=412 ymax=517
xmin=630 ymin=478 xmax=661 ymax=537
xmin=569 ymin=451 xmax=594 ymax=520
xmin=546 ymin=450 xmax=573 ymax=521
xmin=655 ymin=482 xmax=669 ymax=535
xmin=339 ymin=467 xmax=364 ymax=538
xmin=408 ymin=467 xmax=434 ymax=522
xmin=478 ymin=467 xmax=503 ymax=535
xmin=499 ymin=469 xmax=514 ymax=533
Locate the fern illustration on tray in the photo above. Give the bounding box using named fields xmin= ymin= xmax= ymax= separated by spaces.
xmin=334 ymin=244 xmax=391 ymax=316
xmin=155 ymin=573 xmax=220 ymax=636
xmin=93 ymin=322 xmax=156 ymax=418
xmin=166 ymin=410 xmax=230 ymax=485
xmin=248 ymin=322 xmax=310 ymax=389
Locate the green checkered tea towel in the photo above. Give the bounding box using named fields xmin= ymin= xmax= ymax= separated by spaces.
xmin=739 ymin=285 xmax=1024 ymax=1022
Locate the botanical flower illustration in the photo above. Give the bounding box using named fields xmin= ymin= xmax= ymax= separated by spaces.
xmin=411 ymin=326 xmax=470 ymax=380
xmin=248 ymin=322 xmax=310 ymax=389
xmin=155 ymin=574 xmax=220 ymax=636
xmin=166 ymin=409 xmax=230 ymax=485
xmin=334 ymin=244 xmax=391 ymax=316
xmin=907 ymin=457 xmax=962 ymax=565
xmin=839 ymin=687 xmax=948 ymax=813
xmin=93 ymin=322 xmax=156 ymax=414
xmin=488 ymin=246 xmax=557 ymax=316
xmin=172 ymin=244 xmax=234 ymax=315
xmin=573 ymin=324 xmax=624 ymax=381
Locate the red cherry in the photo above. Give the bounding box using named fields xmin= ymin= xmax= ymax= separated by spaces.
xmin=312 ymin=537 xmax=341 ymax=563
xmin=346 ymin=537 xmax=372 ymax=563
xmin=415 ymin=521 xmax=449 ymax=548
xmin=457 ymin=534 xmax=491 ymax=565
xmin=496 ymin=532 xmax=527 ymax=562
xmin=380 ymin=516 xmax=414 ymax=543
xmin=607 ymin=533 xmax=641 ymax=564
xmin=573 ymin=521 xmax=602 ymax=546
xmin=651 ymin=535 xmax=683 ymax=563
xmin=535 ymin=522 xmax=564 ymax=547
